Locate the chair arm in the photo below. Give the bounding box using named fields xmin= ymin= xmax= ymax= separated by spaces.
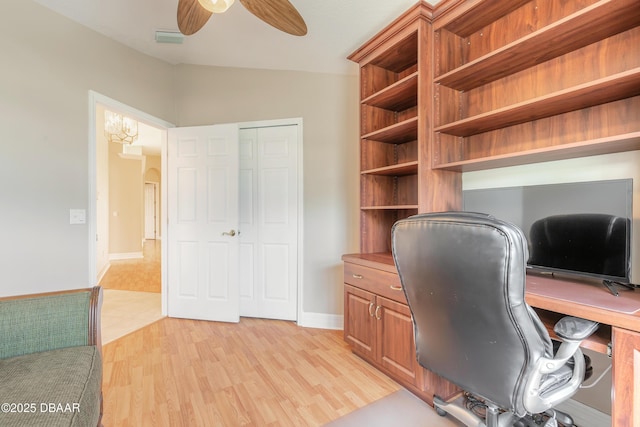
xmin=522 ymin=316 xmax=599 ymax=414
xmin=554 ymin=316 xmax=600 ymax=342
xmin=0 ymin=286 xmax=102 ymax=359
xmin=538 ymin=317 xmax=598 ymax=374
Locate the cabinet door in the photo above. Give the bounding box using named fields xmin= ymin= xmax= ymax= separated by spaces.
xmin=612 ymin=327 xmax=640 ymax=427
xmin=377 ymin=296 xmax=419 ymax=386
xmin=344 ymin=284 xmax=376 ymax=361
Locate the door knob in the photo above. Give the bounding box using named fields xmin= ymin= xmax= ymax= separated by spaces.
xmin=222 ymin=229 xmax=237 ymax=237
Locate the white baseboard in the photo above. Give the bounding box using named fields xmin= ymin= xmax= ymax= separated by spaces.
xmin=109 ymin=252 xmax=143 ymax=260
xmin=297 ymin=312 xmax=343 ymax=330
xmin=554 ymin=399 xmax=610 ymax=427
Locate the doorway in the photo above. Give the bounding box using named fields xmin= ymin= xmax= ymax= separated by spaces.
xmin=90 ymin=93 xmax=304 ymax=329
xmin=89 ymin=92 xmax=172 ymax=344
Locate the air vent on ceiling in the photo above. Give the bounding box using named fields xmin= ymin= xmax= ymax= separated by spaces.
xmin=155 ymin=31 xmax=184 ymax=44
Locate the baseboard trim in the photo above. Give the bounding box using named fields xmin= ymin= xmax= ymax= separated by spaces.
xmin=554 ymin=399 xmax=610 ymax=427
xmin=109 ymin=252 xmax=143 ymax=261
xmin=297 ymin=312 xmax=343 ymax=330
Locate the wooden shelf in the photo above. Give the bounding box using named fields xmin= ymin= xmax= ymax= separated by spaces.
xmin=363 ymin=117 xmax=418 ymax=144
xmin=362 ymin=72 xmax=419 ymax=111
xmin=362 ymin=161 xmax=418 ymax=176
xmin=435 ymin=0 xmax=529 ymax=36
xmin=435 ymin=0 xmax=640 ymax=91
xmin=433 ymin=133 xmax=640 ymax=172
xmin=367 ymin=32 xmax=418 ymax=72
xmin=361 ymin=205 xmax=419 ymax=210
xmin=435 ymin=68 xmax=640 ymax=137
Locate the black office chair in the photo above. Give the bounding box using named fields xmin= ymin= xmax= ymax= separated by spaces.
xmin=391 ymin=212 xmax=599 ymax=427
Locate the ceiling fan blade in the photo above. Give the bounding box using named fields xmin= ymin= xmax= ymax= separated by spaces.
xmin=177 ymin=0 xmax=213 ymax=36
xmin=239 ymin=0 xmax=307 ymax=36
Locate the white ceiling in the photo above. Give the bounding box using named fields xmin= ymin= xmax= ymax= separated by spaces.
xmin=34 ymin=0 xmax=439 ymax=75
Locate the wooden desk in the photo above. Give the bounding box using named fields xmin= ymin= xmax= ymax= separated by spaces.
xmin=343 ymin=253 xmax=640 ymax=426
xmin=525 ymin=274 xmax=640 ymax=427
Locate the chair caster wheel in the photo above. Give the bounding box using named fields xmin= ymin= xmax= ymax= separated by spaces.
xmin=435 ymin=407 xmax=447 ymax=417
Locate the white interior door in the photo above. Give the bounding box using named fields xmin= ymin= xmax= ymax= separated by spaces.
xmin=144 ymin=182 xmax=157 ymax=240
xmin=239 ymin=125 xmax=299 ymax=320
xmin=167 ymin=124 xmax=240 ymax=322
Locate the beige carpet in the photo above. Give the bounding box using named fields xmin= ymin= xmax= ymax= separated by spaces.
xmin=101 ymin=289 xmax=164 ymax=345
xmin=324 ymin=390 xmax=464 ymax=427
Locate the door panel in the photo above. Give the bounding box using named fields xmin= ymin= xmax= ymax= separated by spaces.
xmin=239 ymin=125 xmax=299 ymax=320
xmin=263 ymin=244 xmax=289 ymax=300
xmin=378 ymin=296 xmax=418 ymax=386
xmin=239 ymin=131 xmax=259 ymax=315
xmin=344 ymin=284 xmax=376 ymax=361
xmin=167 ymin=124 xmax=240 ymax=322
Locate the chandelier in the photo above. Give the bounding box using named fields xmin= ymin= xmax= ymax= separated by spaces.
xmin=104 ymin=110 xmax=138 ymax=144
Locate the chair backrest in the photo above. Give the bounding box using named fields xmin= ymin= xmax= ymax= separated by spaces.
xmin=392 ymin=212 xmax=553 ymax=414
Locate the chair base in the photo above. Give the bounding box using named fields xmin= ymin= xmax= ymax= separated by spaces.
xmin=433 ymin=394 xmax=575 ymax=427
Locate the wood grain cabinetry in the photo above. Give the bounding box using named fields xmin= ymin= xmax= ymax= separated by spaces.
xmin=612 ymin=327 xmax=640 ymax=426
xmin=343 ymin=0 xmax=640 ymax=417
xmin=344 ymin=283 xmax=419 ymax=387
xmin=348 ymin=1 xmax=460 ymax=254
xmin=343 ymin=254 xmax=460 ymax=404
xmin=432 ymin=0 xmax=640 ymax=172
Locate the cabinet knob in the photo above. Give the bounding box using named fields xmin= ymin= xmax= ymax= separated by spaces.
xmin=375 ymin=305 xmax=382 ymax=320
xmin=368 ymin=302 xmax=375 ymax=317
xmin=352 ymin=274 xmax=364 ymax=279
xmin=390 ymin=285 xmax=403 ymax=291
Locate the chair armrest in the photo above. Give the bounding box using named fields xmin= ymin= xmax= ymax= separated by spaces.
xmin=523 ymin=315 xmax=599 ymax=413
xmin=0 ymin=286 xmax=102 ymax=359
xmin=554 ymin=316 xmax=600 ymax=341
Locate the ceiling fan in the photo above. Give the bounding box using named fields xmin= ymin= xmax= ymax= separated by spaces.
xmin=177 ymin=0 xmax=307 ymax=37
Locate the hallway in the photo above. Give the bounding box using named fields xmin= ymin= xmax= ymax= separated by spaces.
xmin=100 ymin=240 xmax=161 ymax=293
xmin=100 ymin=240 xmax=164 ymax=344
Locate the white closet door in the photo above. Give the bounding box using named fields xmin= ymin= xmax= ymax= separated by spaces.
xmin=239 ymin=125 xmax=298 ymax=320
xmin=167 ymin=124 xmax=240 ymax=323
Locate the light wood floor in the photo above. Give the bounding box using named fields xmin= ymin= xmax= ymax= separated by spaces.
xmin=100 ymin=240 xmax=161 ymax=293
xmin=99 ymin=239 xmax=403 ymax=426
xmin=102 ymin=317 xmax=402 ymax=427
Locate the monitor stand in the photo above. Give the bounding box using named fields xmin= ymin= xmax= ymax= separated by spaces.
xmin=602 ymin=280 xmax=636 ymax=296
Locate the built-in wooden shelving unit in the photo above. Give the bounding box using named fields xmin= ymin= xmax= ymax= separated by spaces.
xmin=345 ymin=0 xmax=640 ymax=421
xmin=433 ymin=0 xmax=640 ymax=171
xmin=436 ymin=69 xmax=640 ymax=137
xmin=435 ymin=0 xmax=640 ymax=91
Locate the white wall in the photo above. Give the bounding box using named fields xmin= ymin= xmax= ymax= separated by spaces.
xmin=0 ymin=0 xmax=175 ymax=296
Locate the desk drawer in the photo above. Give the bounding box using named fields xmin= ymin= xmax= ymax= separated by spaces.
xmin=344 ymin=262 xmax=406 ymax=304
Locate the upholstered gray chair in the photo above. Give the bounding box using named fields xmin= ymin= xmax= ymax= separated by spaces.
xmin=391 ymin=212 xmax=599 ymax=427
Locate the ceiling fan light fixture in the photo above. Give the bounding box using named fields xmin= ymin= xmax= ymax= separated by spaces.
xmin=197 ymin=0 xmax=235 ymax=14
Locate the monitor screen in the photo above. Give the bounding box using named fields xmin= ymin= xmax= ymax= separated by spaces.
xmin=463 ymin=179 xmax=633 ymax=283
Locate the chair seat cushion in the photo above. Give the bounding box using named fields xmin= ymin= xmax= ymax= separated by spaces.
xmin=0 ymin=346 xmax=101 ymax=427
